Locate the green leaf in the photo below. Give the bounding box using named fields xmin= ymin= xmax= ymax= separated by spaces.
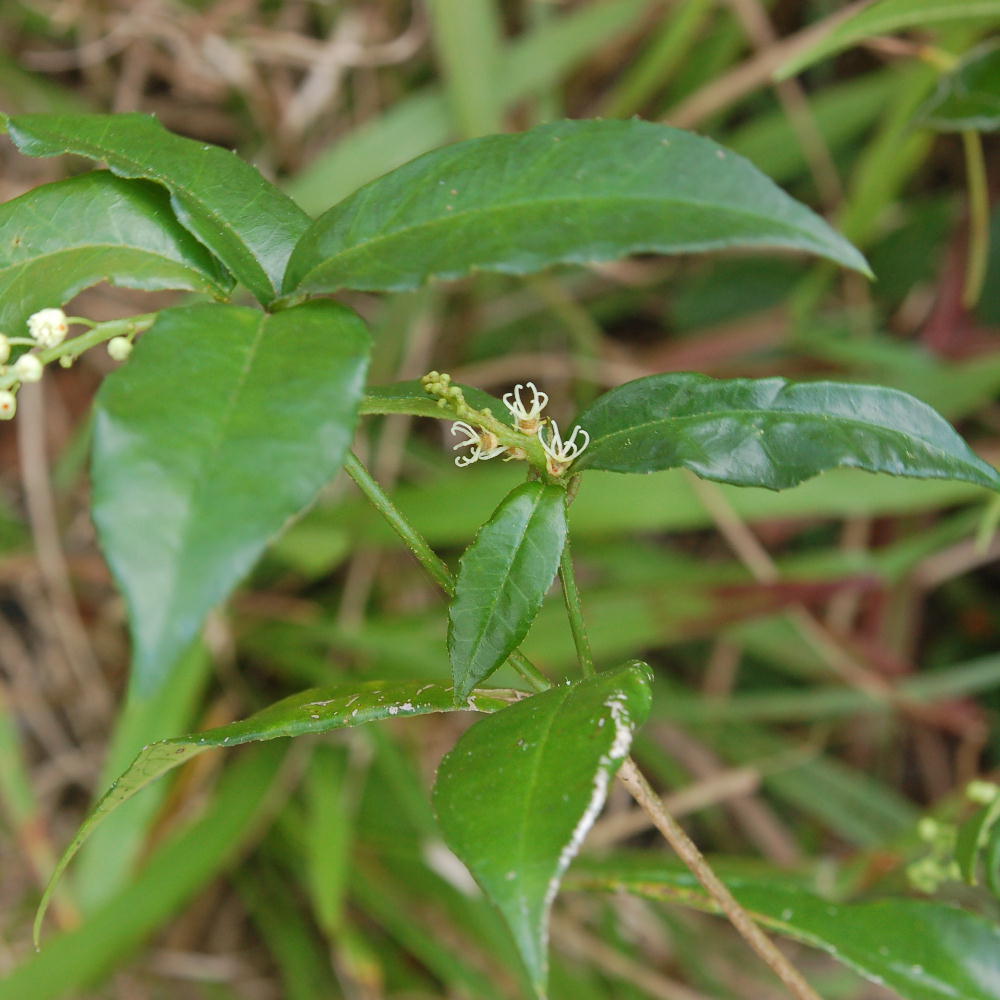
xmin=361 ymin=379 xmax=510 ymax=423
xmin=0 ymin=172 xmax=231 ymax=338
xmin=1 ymin=112 xmax=310 ymax=303
xmin=987 ymin=820 xmax=1000 ymax=897
xmin=282 ymin=119 xmax=870 ymax=297
xmin=956 ymin=792 xmax=1000 ymax=885
xmin=570 ymin=854 xmax=1000 ymax=1000
xmin=91 ymin=300 xmax=370 ymax=694
xmin=433 ymin=663 xmax=654 ymax=998
xmin=573 ymin=373 xmax=1000 ymax=492
xmin=778 ymin=0 xmax=1000 ymax=79
xmin=34 ymin=681 xmax=518 ymax=945
xmin=919 ymin=41 xmax=1000 ymax=131
xmin=449 ymin=482 xmax=568 ymax=699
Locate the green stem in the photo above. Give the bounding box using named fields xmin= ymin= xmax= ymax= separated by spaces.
xmin=559 ymin=533 xmax=595 ymax=678
xmin=1 ymin=314 xmax=157 ymax=391
xmin=39 ymin=313 xmax=155 ymax=366
xmin=343 ymin=451 xmax=455 ymax=597
xmin=962 ymin=129 xmax=989 ymax=310
xmin=343 ymin=451 xmax=551 ymax=693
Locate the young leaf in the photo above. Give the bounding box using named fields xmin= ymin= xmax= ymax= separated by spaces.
xmin=918 ymin=41 xmax=1000 ymax=132
xmin=433 ymin=662 xmax=654 ymax=999
xmin=778 ymin=0 xmax=1000 ymax=80
xmin=34 ymin=680 xmax=519 ymax=945
xmin=0 ymin=172 xmax=232 ymax=337
xmin=1 ymin=112 xmax=310 ymax=304
xmin=91 ymin=300 xmax=370 ymax=694
xmin=573 ymin=373 xmax=1000 ymax=492
xmin=449 ymin=481 xmax=568 ymax=699
xmin=570 ymin=854 xmax=1000 ymax=1000
xmin=281 ymin=118 xmax=870 ymax=297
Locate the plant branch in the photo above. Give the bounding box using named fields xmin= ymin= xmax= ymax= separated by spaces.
xmin=559 ymin=532 xmax=594 ymax=678
xmin=348 ymin=453 xmax=820 ymax=995
xmin=962 ymin=129 xmax=989 ymax=309
xmin=343 ymin=450 xmax=550 ymax=692
xmin=616 ymin=757 xmax=825 ymax=1000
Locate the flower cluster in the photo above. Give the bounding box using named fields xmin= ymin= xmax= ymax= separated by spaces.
xmin=0 ymin=308 xmax=67 ymax=420
xmin=422 ymin=373 xmax=589 ymax=477
xmin=0 ymin=308 xmax=137 ymax=421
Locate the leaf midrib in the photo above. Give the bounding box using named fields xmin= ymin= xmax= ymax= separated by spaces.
xmin=511 ymin=685 xmax=574 ymax=929
xmin=156 ymin=317 xmax=268 ymax=647
xmin=296 ymin=189 xmax=852 ymax=287
xmin=463 ymin=488 xmax=545 ymax=671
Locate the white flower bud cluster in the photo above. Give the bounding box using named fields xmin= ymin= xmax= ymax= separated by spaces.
xmin=0 ymin=309 xmax=71 ymax=420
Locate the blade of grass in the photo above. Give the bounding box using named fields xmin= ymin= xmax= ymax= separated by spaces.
xmin=601 ymin=0 xmax=714 ymax=118
xmin=427 ymin=0 xmax=504 ymax=138
xmin=2 ymin=746 xmax=286 ymax=1000
xmin=286 ymin=0 xmax=651 ymax=212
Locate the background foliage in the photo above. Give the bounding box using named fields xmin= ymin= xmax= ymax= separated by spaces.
xmin=1 ymin=1 xmax=999 ymax=998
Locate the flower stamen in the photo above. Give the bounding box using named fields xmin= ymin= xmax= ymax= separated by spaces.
xmin=539 ymin=420 xmax=590 ymax=477
xmin=503 ymin=381 xmax=549 ymax=434
xmin=451 ymin=421 xmax=506 ymax=467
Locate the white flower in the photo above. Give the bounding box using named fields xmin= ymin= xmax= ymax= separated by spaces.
xmin=0 ymin=390 xmax=15 ymax=420
xmin=503 ymin=382 xmax=548 ymax=434
xmin=451 ymin=421 xmax=505 ymax=468
xmin=539 ymin=419 xmax=590 ymax=476
xmin=28 ymin=308 xmax=69 ymax=349
xmin=0 ymin=335 xmax=10 ymax=366
xmin=13 ymin=353 xmax=43 ymax=383
xmin=107 ymin=336 xmax=133 ymax=362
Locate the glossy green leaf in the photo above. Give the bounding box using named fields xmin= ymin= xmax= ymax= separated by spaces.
xmin=573 ymin=373 xmax=1000 ymax=492
xmin=433 ymin=663 xmax=654 ymax=998
xmin=779 ymin=0 xmax=1000 ymax=79
xmin=1 ymin=112 xmax=311 ymax=303
xmin=0 ymin=172 xmax=231 ymax=338
xmin=91 ymin=300 xmax=370 ymax=694
xmin=361 ymin=380 xmax=510 ymax=423
xmin=282 ymin=119 xmax=870 ymax=297
xmin=449 ymin=482 xmax=568 ymax=699
xmin=919 ymin=41 xmax=1000 ymax=131
xmin=570 ymin=854 xmax=1000 ymax=1000
xmin=34 ymin=680 xmax=518 ymax=944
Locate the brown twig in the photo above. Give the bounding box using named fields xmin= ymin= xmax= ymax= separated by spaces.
xmin=617 ymin=758 xmax=825 ymax=1000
